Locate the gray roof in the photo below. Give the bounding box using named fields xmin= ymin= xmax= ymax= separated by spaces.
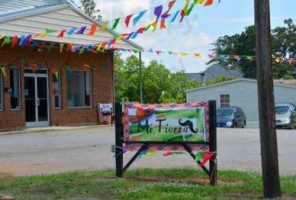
xmin=186 ymin=78 xmax=296 ymax=93
xmin=186 ymin=64 xmax=243 ymax=82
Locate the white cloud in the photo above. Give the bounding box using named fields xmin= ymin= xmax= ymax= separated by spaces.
xmin=93 ymin=0 xmax=152 ymax=20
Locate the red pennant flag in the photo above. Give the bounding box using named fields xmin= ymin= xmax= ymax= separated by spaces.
xmin=204 ymin=0 xmax=213 ymax=6
xmin=180 ymin=10 xmax=185 ymax=22
xmin=88 ymin=23 xmax=98 ymax=35
xmin=67 ymin=44 xmax=72 ymax=52
xmin=137 ymin=27 xmax=146 ymax=34
xmin=156 ymin=50 xmax=162 ymax=55
xmin=58 ymin=29 xmax=67 ymax=38
xmin=198 ymin=153 xmax=215 ymax=167
xmin=11 ymin=36 xmax=19 ymax=48
xmin=125 ymin=14 xmax=133 ymax=27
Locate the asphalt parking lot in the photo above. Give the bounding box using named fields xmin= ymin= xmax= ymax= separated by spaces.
xmin=0 ymin=126 xmax=295 ymax=177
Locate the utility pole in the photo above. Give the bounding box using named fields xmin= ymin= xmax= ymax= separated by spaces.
xmin=254 ymin=0 xmax=281 ymax=198
xmin=139 ymin=51 xmax=143 ymax=103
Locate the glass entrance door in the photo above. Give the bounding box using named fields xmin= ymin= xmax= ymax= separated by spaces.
xmin=25 ymin=74 xmax=49 ymax=127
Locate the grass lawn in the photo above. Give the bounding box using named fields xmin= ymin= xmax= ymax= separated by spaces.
xmin=0 ymin=169 xmax=295 ymax=200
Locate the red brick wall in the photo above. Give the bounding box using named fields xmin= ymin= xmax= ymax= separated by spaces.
xmin=0 ymin=46 xmax=114 ymax=130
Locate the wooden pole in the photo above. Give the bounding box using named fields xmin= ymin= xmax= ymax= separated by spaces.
xmin=254 ymin=0 xmax=281 ymax=198
xmin=115 ymin=103 xmax=123 ymax=177
xmin=209 ymin=101 xmax=217 ymax=186
xmin=139 ymin=51 xmax=143 ymax=103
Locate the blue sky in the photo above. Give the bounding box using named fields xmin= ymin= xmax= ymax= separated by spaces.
xmin=74 ymin=0 xmax=296 ymax=73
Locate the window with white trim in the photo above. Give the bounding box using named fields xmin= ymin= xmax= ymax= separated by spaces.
xmin=220 ymin=94 xmax=230 ymax=108
xmin=10 ymin=69 xmax=21 ymax=110
xmin=67 ymin=70 xmax=92 ymax=108
xmin=52 ymin=71 xmax=62 ymax=109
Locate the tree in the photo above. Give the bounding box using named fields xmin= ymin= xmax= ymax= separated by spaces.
xmin=210 ymin=26 xmax=257 ymax=79
xmin=211 ymin=19 xmax=296 ymax=79
xmin=114 ymin=55 xmax=201 ymax=104
xmin=80 ymin=0 xmax=101 ymax=20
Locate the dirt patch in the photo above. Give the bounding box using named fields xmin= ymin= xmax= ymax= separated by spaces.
xmin=0 ymin=195 xmax=13 ymax=200
xmin=27 ymin=183 xmax=52 ymax=194
xmin=0 ymin=173 xmax=13 ymax=181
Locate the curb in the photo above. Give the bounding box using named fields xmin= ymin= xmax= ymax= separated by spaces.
xmin=0 ymin=124 xmax=114 ymax=136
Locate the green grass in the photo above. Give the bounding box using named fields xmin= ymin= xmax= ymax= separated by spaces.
xmin=0 ymin=169 xmax=295 ymax=200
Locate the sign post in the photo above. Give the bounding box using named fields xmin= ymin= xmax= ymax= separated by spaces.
xmin=115 ymin=101 xmax=217 ymax=185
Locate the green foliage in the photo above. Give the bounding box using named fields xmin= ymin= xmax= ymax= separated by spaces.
xmin=114 ymin=54 xmax=200 ymax=104
xmin=211 ymin=19 xmax=296 ymax=79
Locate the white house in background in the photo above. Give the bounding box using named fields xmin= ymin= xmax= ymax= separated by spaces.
xmin=186 ymin=78 xmax=296 ymax=128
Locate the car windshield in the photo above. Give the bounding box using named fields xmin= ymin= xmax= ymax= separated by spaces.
xmin=217 ymin=109 xmax=235 ymax=119
xmin=275 ymin=106 xmax=290 ymax=115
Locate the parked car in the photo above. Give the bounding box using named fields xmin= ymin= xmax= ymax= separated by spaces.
xmin=216 ymin=107 xmax=247 ymax=128
xmin=275 ymin=103 xmax=296 ymax=129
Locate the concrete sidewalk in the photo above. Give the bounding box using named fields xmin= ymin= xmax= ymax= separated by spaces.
xmin=0 ymin=125 xmax=114 ymax=136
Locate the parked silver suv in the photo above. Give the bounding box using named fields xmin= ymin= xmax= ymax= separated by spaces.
xmin=275 ymin=103 xmax=296 ymax=129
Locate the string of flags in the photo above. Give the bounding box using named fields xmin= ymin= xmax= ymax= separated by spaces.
xmin=0 ymin=57 xmax=113 ymax=78
xmin=0 ymin=0 xmax=217 ymax=56
xmin=209 ymin=53 xmax=296 ymax=65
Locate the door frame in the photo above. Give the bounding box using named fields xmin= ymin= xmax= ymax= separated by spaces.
xmin=24 ymin=71 xmax=50 ymax=127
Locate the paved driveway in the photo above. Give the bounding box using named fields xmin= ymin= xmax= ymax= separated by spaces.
xmin=0 ymin=126 xmax=295 ymax=177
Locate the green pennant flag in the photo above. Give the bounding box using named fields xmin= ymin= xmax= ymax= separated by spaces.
xmin=186 ymin=3 xmax=196 ymax=16
xmin=111 ymin=18 xmax=121 ymax=31
xmin=2 ymin=36 xmax=11 ymax=46
xmin=195 ymin=152 xmax=202 ymax=162
xmin=47 ymin=43 xmax=55 ymax=52
xmin=45 ymin=29 xmax=58 ymax=34
xmin=79 ymin=46 xmax=86 ymax=54
xmin=133 ymin=49 xmax=139 ymax=53
xmin=10 ymin=63 xmax=17 ymax=69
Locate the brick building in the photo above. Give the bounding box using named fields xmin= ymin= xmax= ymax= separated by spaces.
xmin=0 ymin=0 xmax=140 ymax=130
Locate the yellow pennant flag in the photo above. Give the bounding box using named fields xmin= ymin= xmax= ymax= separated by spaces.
xmin=59 ymin=44 xmax=64 ymax=53
xmin=183 ymin=0 xmax=190 ymax=13
xmin=197 ymin=0 xmax=205 ymax=4
xmin=54 ymin=71 xmax=59 ymax=80
xmin=152 ymin=22 xmax=158 ymax=32
xmin=100 ymin=21 xmax=109 ymax=31
xmin=180 ymin=52 xmax=188 ymax=57
xmin=1 ymin=65 xmax=6 ymax=77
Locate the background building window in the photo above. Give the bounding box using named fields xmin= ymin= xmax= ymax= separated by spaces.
xmin=0 ymin=73 xmax=3 ymax=110
xmin=67 ymin=70 xmax=92 ymax=108
xmin=10 ymin=69 xmax=21 ymax=110
xmin=52 ymin=71 xmax=61 ymax=109
xmin=220 ymin=94 xmax=230 ymax=108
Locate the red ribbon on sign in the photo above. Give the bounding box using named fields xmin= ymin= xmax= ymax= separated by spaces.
xmin=198 ymin=152 xmax=216 ymax=167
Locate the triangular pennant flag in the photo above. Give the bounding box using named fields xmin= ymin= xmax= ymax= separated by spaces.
xmin=88 ymin=23 xmax=98 ymax=35
xmin=198 ymin=153 xmax=215 ymax=167
xmin=10 ymin=63 xmax=17 ymax=69
xmin=0 ymin=65 xmax=6 ymax=77
xmin=154 ymin=5 xmax=163 ymax=22
xmin=183 ymin=0 xmax=190 ymax=14
xmin=11 ymin=36 xmax=19 ymax=48
xmin=54 ymin=71 xmax=59 ymax=80
xmin=137 ymin=27 xmax=146 ymax=34
xmin=45 ymin=29 xmax=58 ymax=34
xmin=47 ymin=43 xmax=55 ymax=52
xmin=59 ymin=44 xmax=64 ymax=53
xmin=194 ymin=53 xmax=202 ymax=58
xmin=160 ymin=19 xmax=166 ymax=29
xmin=76 ymin=26 xmax=87 ymax=34
xmin=186 ymin=2 xmax=196 ymax=16
xmin=204 ymin=0 xmax=213 ymax=6
xmin=100 ymin=21 xmax=109 ymax=31
xmin=133 ymin=10 xmax=147 ymax=26
xmin=180 ymin=52 xmax=188 ymax=56
xmin=125 ymin=14 xmax=133 ymax=27
xmin=170 ymin=10 xmax=180 ymax=23
xmin=18 ymin=35 xmax=26 ymax=46
xmin=156 ymin=50 xmax=162 ymax=55
xmin=152 ymin=22 xmax=158 ymax=31
xmin=67 ymin=27 xmax=76 ymax=35
xmin=111 ymin=18 xmax=121 ymax=31
xmin=1 ymin=36 xmax=11 ymax=46
xmin=163 ymin=0 xmax=176 ymax=16
xmin=197 ymin=0 xmax=205 ymax=4
xmin=180 ymin=10 xmax=185 ymax=22
xmin=57 ymin=29 xmax=67 ymax=38
xmin=67 ymin=44 xmax=72 ymax=52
